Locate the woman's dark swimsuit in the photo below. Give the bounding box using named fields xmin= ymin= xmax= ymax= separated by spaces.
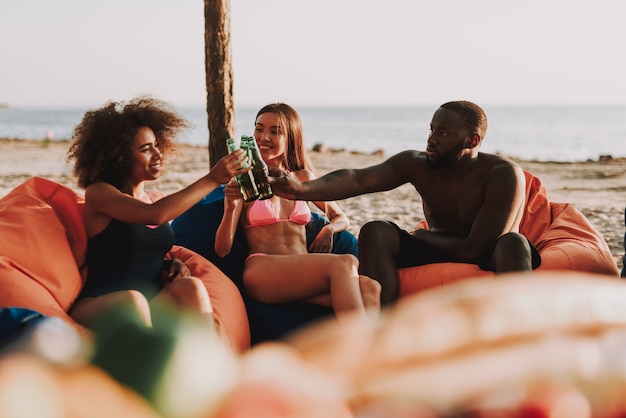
xmin=79 ymin=219 xmax=174 ymax=300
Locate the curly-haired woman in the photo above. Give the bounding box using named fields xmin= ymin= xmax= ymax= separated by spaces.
xmin=66 ymin=96 xmax=248 ymax=330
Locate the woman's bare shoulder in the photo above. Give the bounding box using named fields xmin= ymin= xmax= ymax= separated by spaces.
xmin=84 ymin=181 xmax=118 ymax=200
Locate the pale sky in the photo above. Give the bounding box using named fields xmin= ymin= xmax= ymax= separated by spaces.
xmin=1 ymin=0 xmax=624 ymax=108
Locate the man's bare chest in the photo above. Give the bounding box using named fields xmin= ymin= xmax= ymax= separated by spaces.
xmin=415 ymin=180 xmax=486 ymax=232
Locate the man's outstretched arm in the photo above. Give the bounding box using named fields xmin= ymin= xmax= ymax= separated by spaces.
xmin=269 ymin=151 xmax=418 ymax=201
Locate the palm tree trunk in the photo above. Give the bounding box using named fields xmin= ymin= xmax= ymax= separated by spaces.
xmin=204 ymin=0 xmax=235 ymax=168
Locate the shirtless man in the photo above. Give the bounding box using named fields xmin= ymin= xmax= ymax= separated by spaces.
xmin=269 ymin=101 xmax=540 ymax=304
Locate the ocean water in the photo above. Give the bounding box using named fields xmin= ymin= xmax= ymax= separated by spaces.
xmin=1 ymin=105 xmax=624 ymax=162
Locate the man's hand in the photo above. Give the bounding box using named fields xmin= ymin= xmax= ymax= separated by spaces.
xmin=268 ymin=169 xmax=302 ymax=200
xmin=267 ymin=167 xmax=288 ymax=178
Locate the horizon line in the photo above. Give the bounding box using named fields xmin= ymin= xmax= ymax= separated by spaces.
xmin=2 ymin=102 xmax=626 ymax=110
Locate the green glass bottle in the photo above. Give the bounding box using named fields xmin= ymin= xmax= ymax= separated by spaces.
xmin=226 ymin=137 xmax=258 ymax=202
xmin=241 ymin=135 xmax=273 ymax=200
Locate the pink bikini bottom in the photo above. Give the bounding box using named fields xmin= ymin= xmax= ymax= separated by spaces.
xmin=245 ymin=253 xmax=266 ymax=262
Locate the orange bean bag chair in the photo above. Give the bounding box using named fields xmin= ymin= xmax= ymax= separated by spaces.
xmin=397 ymin=170 xmax=619 ymax=296
xmin=0 ymin=177 xmax=250 ymax=353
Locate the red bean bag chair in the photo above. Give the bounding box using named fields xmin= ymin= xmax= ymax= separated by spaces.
xmin=0 ymin=177 xmax=250 ymax=353
xmin=397 ymin=170 xmax=619 ymax=296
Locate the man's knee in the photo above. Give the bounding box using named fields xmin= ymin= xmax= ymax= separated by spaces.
xmin=492 ymin=232 xmax=534 ymax=272
xmin=358 ymin=221 xmax=399 ymax=248
xmin=495 ymin=232 xmax=531 ymax=254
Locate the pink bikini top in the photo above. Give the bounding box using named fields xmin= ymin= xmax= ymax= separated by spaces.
xmin=245 ymin=199 xmax=311 ymax=228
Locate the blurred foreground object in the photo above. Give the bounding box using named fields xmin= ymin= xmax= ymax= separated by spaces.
xmin=0 ymin=353 xmax=160 ymax=418
xmin=286 ymin=271 xmax=626 ymax=416
xmin=91 ymin=304 xmax=239 ymax=418
xmin=4 ymin=272 xmax=626 ymax=417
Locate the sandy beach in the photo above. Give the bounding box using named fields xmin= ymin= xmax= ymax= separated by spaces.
xmin=1 ymin=137 xmax=625 ymax=272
